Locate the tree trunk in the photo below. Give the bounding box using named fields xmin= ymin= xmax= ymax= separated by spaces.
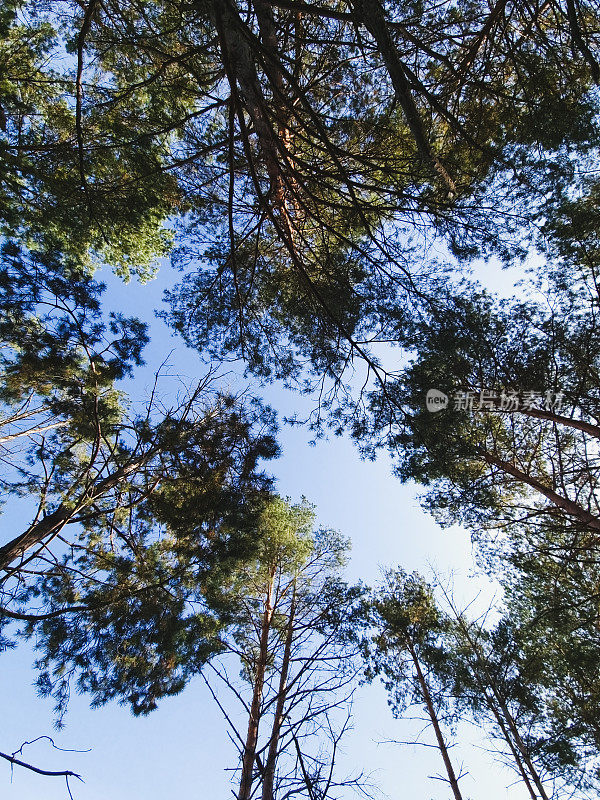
xmin=477 ymin=685 xmax=540 ymax=800
xmin=238 ymin=572 xmax=275 ymax=800
xmin=456 ymin=619 xmax=549 ymax=800
xmin=495 ymin=694 xmax=550 ymax=800
xmin=0 ymin=458 xmax=143 ymax=574
xmin=406 ymin=638 xmax=464 ymax=800
xmin=261 ymin=579 xmax=296 ymax=800
xmin=353 ymin=0 xmax=456 ymax=194
xmin=212 ymin=0 xmax=283 ymax=195
xmin=484 ymin=453 xmax=600 ymax=533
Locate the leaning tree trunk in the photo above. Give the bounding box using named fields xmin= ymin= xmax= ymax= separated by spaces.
xmin=0 ymin=458 xmax=143 ymax=574
xmin=406 ymin=638 xmax=464 ymax=800
xmin=456 ymin=618 xmax=550 ymax=800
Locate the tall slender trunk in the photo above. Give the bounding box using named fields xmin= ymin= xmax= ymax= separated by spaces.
xmin=406 ymin=638 xmax=464 ymax=800
xmin=353 ymin=0 xmax=456 ymax=194
xmin=0 ymin=458 xmax=143 ymax=573
xmin=494 ymin=694 xmax=550 ymax=800
xmin=238 ymin=572 xmax=275 ymax=800
xmin=484 ymin=452 xmax=600 ymax=533
xmin=212 ymin=0 xmax=283 ymax=195
xmin=261 ymin=580 xmax=297 ymax=800
xmin=474 ymin=681 xmax=540 ymax=800
xmin=456 ymin=619 xmax=549 ymax=800
xmin=253 ymin=0 xmax=301 ymax=219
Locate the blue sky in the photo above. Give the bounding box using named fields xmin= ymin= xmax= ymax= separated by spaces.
xmin=0 ymin=257 xmax=533 ymax=800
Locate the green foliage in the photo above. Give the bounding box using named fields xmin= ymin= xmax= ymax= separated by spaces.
xmin=367 ymin=570 xmax=454 ymax=717
xmin=498 ymin=517 xmax=600 ymax=784
xmin=4 ymin=2 xmax=600 ymax=793
xmin=3 ymin=0 xmax=600 ymax=393
xmin=0 ymin=242 xmax=147 ymax=430
xmin=0 ymin=3 xmax=178 ymax=278
xmin=207 ymin=496 xmax=351 ymax=643
xmin=202 ymin=496 xmax=366 ymax=798
xmin=368 ymin=570 xmax=600 ymax=794
xmin=22 ymin=397 xmax=279 ymax=722
xmin=348 ymin=282 xmax=600 ymax=535
xmin=0 ymin=237 xmax=281 ymax=723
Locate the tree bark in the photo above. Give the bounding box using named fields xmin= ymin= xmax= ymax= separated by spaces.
xmin=0 ymin=458 xmax=143 ymax=573
xmin=406 ymin=638 xmax=464 ymax=800
xmin=484 ymin=452 xmax=600 ymax=533
xmin=353 ymin=0 xmax=456 ymax=194
xmin=238 ymin=571 xmax=275 ymax=800
xmin=261 ymin=579 xmax=296 ymax=800
xmin=212 ymin=0 xmax=284 ymax=195
xmin=456 ymin=619 xmax=550 ymax=800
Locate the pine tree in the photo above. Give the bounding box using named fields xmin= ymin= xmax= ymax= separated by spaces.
xmin=202 ymin=497 xmax=367 ymax=800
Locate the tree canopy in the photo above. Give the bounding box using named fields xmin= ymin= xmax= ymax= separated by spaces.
xmin=4 ymin=0 xmax=600 ymax=391
xmin=4 ymin=0 xmax=600 ymax=797
xmin=0 ymin=240 xmax=280 ymax=725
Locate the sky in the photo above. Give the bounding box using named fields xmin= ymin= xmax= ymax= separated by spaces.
xmin=0 ymin=256 xmax=533 ymax=800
